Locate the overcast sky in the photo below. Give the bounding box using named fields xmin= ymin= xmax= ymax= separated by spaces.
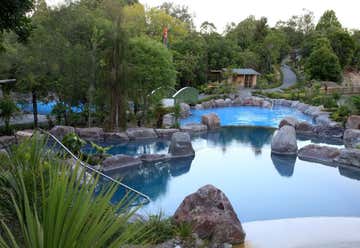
xmin=47 ymin=0 xmax=360 ymax=32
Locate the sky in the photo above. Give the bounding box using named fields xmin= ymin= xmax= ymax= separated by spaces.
xmin=47 ymin=0 xmax=360 ymax=32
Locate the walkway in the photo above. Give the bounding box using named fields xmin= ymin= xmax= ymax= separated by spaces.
xmin=264 ymin=64 xmax=297 ymax=93
xmin=241 ymin=217 xmax=360 ymax=248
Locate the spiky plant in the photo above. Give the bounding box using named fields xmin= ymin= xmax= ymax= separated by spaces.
xmin=0 ymin=135 xmax=152 ymax=247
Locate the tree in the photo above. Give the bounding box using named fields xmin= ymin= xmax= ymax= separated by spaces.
xmin=0 ymin=95 xmax=19 ymax=134
xmin=128 ymin=37 xmax=176 ymax=124
xmin=328 ymin=29 xmax=355 ymax=68
xmin=316 ymin=10 xmax=342 ymax=33
xmin=159 ymin=2 xmax=194 ymax=29
xmin=200 ymin=21 xmax=217 ymax=34
xmin=305 ymin=45 xmax=342 ymax=82
xmin=0 ymin=0 xmax=34 ymax=43
xmin=172 ymin=32 xmax=207 ymax=87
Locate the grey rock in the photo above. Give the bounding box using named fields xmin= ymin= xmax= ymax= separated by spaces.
xmin=334 ymin=149 xmax=360 ymax=167
xmin=173 ymin=185 xmax=246 ymax=245
xmin=102 ymin=155 xmax=142 ymax=172
xmin=295 ymin=121 xmax=314 ymax=135
xmin=201 ymin=101 xmax=212 ymax=109
xmin=346 ymin=115 xmax=360 ymax=130
xmin=201 ymin=113 xmax=221 ymax=130
xmin=224 ymin=98 xmax=232 ymax=107
xmin=155 ymin=128 xmax=180 ymax=139
xmin=15 ymin=130 xmax=33 ymax=142
xmin=344 ymin=129 xmax=360 ymax=148
xmin=313 ymin=123 xmax=344 ymax=139
xmin=180 ymin=123 xmax=208 ymax=133
xmin=139 ymin=154 xmax=170 ymax=163
xmin=262 ymin=100 xmax=272 ymax=108
xmin=195 ymin=104 xmax=203 ymax=110
xmin=50 ymin=125 xmax=75 ymax=140
xmin=232 ymin=97 xmax=243 ymax=106
xmin=162 ymin=113 xmax=176 ymax=128
xmin=104 ymin=132 xmax=129 ymax=143
xmin=214 ymin=99 xmax=226 ymax=108
xmin=76 ymin=127 xmax=104 ymax=141
xmin=279 ymin=116 xmax=299 ymax=128
xmin=298 ymin=144 xmax=340 ymax=165
xmin=180 ymin=103 xmax=191 ymax=118
xmin=168 ymin=132 xmax=195 ymax=158
xmin=315 ymin=114 xmax=332 ymax=126
xmin=0 ymin=136 xmax=16 ymax=149
xmin=271 ymin=125 xmax=298 ymax=155
xmin=126 ymin=128 xmax=158 ymax=140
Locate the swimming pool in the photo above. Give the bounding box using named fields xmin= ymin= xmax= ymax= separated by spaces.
xmin=102 ymin=127 xmax=360 ymax=222
xmin=180 ymin=106 xmax=314 ymax=128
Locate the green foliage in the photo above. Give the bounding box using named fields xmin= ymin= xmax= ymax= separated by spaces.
xmin=0 ymin=0 xmax=34 ymax=42
xmin=140 ymin=214 xmax=175 ymax=244
xmin=0 ymin=135 xmax=151 ymax=247
xmin=173 ymin=103 xmax=181 ymax=128
xmin=330 ymin=105 xmax=351 ymax=123
xmin=328 ymin=29 xmax=355 ymax=68
xmin=351 ymin=96 xmax=360 ymax=114
xmin=305 ymin=46 xmax=342 ymax=82
xmin=174 ymin=221 xmax=193 ymax=240
xmin=316 ymin=10 xmax=342 ymax=33
xmin=61 ymin=133 xmax=86 ymax=156
xmin=0 ymin=95 xmax=19 ymax=134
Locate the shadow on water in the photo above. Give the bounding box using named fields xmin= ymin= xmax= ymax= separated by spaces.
xmin=194 ymin=126 xmax=275 ymax=155
xmin=271 ymin=154 xmax=297 ymax=177
xmin=104 ymin=156 xmax=194 ymax=203
xmin=338 ymin=166 xmax=360 ymax=181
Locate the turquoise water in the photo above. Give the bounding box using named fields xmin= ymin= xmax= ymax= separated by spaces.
xmin=19 ymin=101 xmax=82 ymax=115
xmin=180 ymin=106 xmax=314 ymax=128
xmin=103 ymin=127 xmax=360 ymax=222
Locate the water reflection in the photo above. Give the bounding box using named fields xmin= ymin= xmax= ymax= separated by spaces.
xmin=271 ymin=154 xmax=296 ymax=177
xmin=106 ymin=156 xmax=194 ymax=202
xmin=339 ymin=166 xmax=360 ymax=181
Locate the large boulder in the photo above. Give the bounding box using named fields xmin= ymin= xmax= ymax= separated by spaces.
xmin=15 ymin=130 xmax=33 ymax=142
xmin=271 ymin=125 xmax=298 ymax=155
xmin=298 ymin=144 xmax=340 ymax=165
xmin=102 ymin=155 xmax=142 ymax=172
xmin=0 ymin=136 xmax=16 ymax=149
xmin=168 ymin=132 xmax=195 ymax=158
xmin=201 ymin=101 xmax=213 ymax=109
xmin=262 ymin=100 xmax=272 ymax=108
xmin=201 ymin=113 xmax=220 ymax=130
xmin=162 ymin=113 xmax=175 ymax=128
xmin=76 ymin=127 xmax=104 ymax=141
xmin=195 ymin=104 xmax=203 ymax=110
xmin=224 ymin=98 xmax=232 ymax=107
xmin=180 ymin=123 xmax=208 ymax=133
xmin=343 ymin=129 xmax=360 ymax=148
xmin=232 ymin=97 xmax=243 ymax=106
xmin=126 ymin=128 xmax=158 ymax=140
xmin=214 ymin=99 xmax=226 ymax=108
xmin=315 ymin=114 xmax=332 ymax=126
xmin=295 ymin=121 xmax=314 ymax=135
xmin=279 ymin=116 xmax=299 ymax=128
xmin=313 ymin=123 xmax=344 ymax=139
xmin=173 ymin=185 xmax=246 ymax=245
xmin=334 ymin=149 xmax=360 ymax=168
xmin=155 ymin=128 xmax=179 ymax=139
xmin=180 ymin=103 xmax=191 ymax=118
xmin=50 ymin=125 xmax=75 ymax=140
xmin=346 ymin=115 xmax=360 ymax=130
xmin=104 ymin=132 xmax=129 ymax=143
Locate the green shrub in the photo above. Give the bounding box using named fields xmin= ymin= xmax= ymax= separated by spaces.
xmin=61 ymin=133 xmax=86 ymax=156
xmin=330 ymin=106 xmax=351 ymax=124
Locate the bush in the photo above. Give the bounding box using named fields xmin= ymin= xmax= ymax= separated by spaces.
xmin=0 ymin=135 xmax=152 ymax=247
xmin=330 ymin=106 xmax=351 ymax=124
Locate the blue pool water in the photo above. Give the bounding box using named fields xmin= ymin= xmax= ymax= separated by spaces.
xmin=180 ymin=106 xmax=314 ymax=128
xmin=19 ymin=101 xmax=82 ymax=115
xmin=102 ymin=127 xmax=360 ymax=222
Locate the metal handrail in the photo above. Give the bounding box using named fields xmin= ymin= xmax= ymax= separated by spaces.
xmin=38 ymin=128 xmax=151 ymax=205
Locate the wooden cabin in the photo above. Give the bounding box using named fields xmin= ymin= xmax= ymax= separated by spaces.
xmin=209 ymin=68 xmax=260 ymax=88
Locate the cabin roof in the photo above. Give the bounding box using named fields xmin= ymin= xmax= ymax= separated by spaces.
xmin=231 ymin=68 xmax=260 ymax=75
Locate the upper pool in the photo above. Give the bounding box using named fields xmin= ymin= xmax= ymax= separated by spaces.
xmin=101 ymin=127 xmax=360 ymax=222
xmin=180 ymin=106 xmax=314 ymax=128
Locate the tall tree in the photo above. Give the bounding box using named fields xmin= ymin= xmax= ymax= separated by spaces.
xmin=316 ymin=10 xmax=342 ymax=33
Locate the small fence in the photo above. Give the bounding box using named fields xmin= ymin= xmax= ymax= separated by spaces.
xmin=321 ymin=86 xmax=360 ymax=95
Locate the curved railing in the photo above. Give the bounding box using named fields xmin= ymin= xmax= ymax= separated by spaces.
xmin=38 ymin=128 xmax=151 ymax=206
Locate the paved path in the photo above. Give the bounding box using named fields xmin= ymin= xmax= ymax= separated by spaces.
xmin=263 ymin=63 xmax=297 ymax=93
xmin=242 ymin=217 xmax=360 ymax=248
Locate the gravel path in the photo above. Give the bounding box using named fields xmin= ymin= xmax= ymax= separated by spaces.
xmin=264 ymin=63 xmax=297 ymax=93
